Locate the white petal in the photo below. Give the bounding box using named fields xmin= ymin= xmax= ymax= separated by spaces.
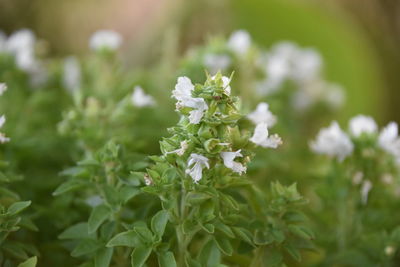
xmin=89 ymin=30 xmax=122 ymax=51
xmin=247 ymin=102 xmax=277 ymax=126
xmin=349 ymin=115 xmax=377 ymax=137
xmin=131 ymin=86 xmax=155 ymax=107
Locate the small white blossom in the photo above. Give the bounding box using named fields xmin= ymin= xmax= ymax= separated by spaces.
xmin=352 ymin=171 xmax=364 ymax=185
xmin=250 ymin=122 xmax=282 ymax=148
xmin=86 ymin=195 xmax=103 ymax=207
xmin=257 ymin=42 xmax=323 ymax=96
xmin=381 ymin=173 xmax=394 ymax=185
xmin=324 ymin=83 xmax=345 ymax=109
xmin=5 ymin=29 xmax=37 ymax=71
xmin=131 ymin=86 xmax=155 ymax=107
xmin=361 ymin=180 xmax=372 ymax=205
xmin=310 ymin=121 xmax=353 ymax=161
xmin=63 ymin=56 xmax=81 ymax=92
xmin=292 ymin=81 xmax=345 ymax=111
xmin=290 ymin=48 xmax=322 ymax=83
xmin=349 ymin=115 xmax=378 ymax=137
xmin=166 ymin=140 xmax=189 ymax=156
xmin=186 ymin=153 xmax=210 ymax=183
xmin=172 ymin=77 xmax=208 ymax=124
xmin=89 ymin=30 xmax=122 ymax=51
xmin=227 ymin=30 xmax=251 ymax=56
xmin=385 ymin=246 xmax=396 ymax=256
xmin=211 ymin=75 xmax=231 ymax=95
xmin=0 ymin=115 xmax=10 ymax=143
xmin=378 ymin=122 xmax=400 ymax=164
xmin=247 ymin=102 xmax=277 ymax=127
xmin=0 ymin=83 xmax=7 ymax=95
xmin=203 ymin=53 xmax=231 ymax=75
xmin=144 ymin=174 xmax=153 ymax=186
xmin=6 ymin=29 xmax=35 ymax=53
xmin=220 ymin=150 xmax=246 ymax=175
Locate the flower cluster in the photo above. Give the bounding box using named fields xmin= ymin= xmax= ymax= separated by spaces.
xmin=311 ymin=115 xmax=400 ymax=204
xmin=157 ymin=73 xmax=282 ymax=183
xmin=311 ymin=115 xmax=400 ymax=164
xmin=89 ymin=30 xmax=123 ymax=52
xmin=256 ymin=42 xmax=344 ymax=110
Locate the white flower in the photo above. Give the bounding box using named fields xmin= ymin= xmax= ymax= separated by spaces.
xmin=0 ymin=115 xmax=10 ymax=143
xmin=89 ymin=30 xmax=122 ymax=51
xmin=352 ymin=171 xmax=364 ymax=185
xmin=172 ymin=76 xmax=194 ymax=102
xmin=131 ymin=86 xmax=155 ymax=107
xmin=0 ymin=83 xmax=7 ymax=95
xmin=144 ymin=174 xmax=153 ymax=186
xmin=247 ymin=102 xmax=277 ymax=127
xmin=227 ymin=30 xmax=251 ymax=56
xmin=257 ymin=42 xmax=323 ymax=96
xmin=361 ymin=180 xmax=372 ymax=205
xmin=6 ymin=29 xmax=35 ymax=54
xmin=220 ymin=150 xmax=246 ymax=175
xmin=203 ymin=53 xmax=231 ymax=75
xmin=186 ymin=153 xmax=210 ymax=183
xmin=311 ymin=121 xmax=353 ymax=161
xmin=166 ymin=140 xmax=188 ymax=156
xmin=250 ymin=122 xmax=282 ymax=148
xmin=172 ymin=77 xmax=208 ymax=124
xmin=349 ymin=115 xmax=378 ymax=137
xmin=378 ymin=122 xmax=400 ymax=164
xmin=324 ymin=83 xmax=345 ymax=109
xmin=63 ymin=56 xmax=81 ymax=92
xmin=5 ymin=29 xmax=37 ymax=71
xmin=86 ymin=195 xmax=103 ymax=207
xmin=290 ymin=48 xmax=322 ymax=83
xmin=211 ymin=75 xmax=231 ymax=95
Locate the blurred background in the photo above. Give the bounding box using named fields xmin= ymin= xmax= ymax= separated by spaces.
xmin=0 ymin=0 xmax=399 ymax=124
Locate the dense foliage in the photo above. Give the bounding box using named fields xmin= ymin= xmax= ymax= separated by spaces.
xmin=0 ymin=29 xmax=399 ymax=267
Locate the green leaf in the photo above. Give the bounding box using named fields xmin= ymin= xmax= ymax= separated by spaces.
xmin=232 ymin=227 xmax=253 ymax=245
xmin=215 ymin=222 xmax=235 ymax=238
xmin=134 ymin=226 xmax=154 ymax=244
xmin=131 ymin=246 xmax=152 ymax=267
xmin=103 ymin=185 xmax=120 ymax=207
xmin=52 ymin=179 xmax=87 ymax=196
xmin=282 ymin=211 xmax=307 ymax=223
xmin=60 ymin=166 xmax=89 ymax=178
xmin=151 ymin=210 xmax=169 ymax=238
xmin=198 ymin=239 xmax=220 ymax=266
xmin=107 ymin=230 xmax=141 ymax=247
xmin=264 ymin=247 xmax=283 ymax=266
xmin=71 ymin=239 xmax=102 ymax=257
xmin=284 ymin=243 xmax=301 ymax=261
xmin=186 ymin=192 xmax=211 ymax=205
xmin=17 ymin=256 xmax=37 ymax=267
xmin=200 ymin=223 xmax=215 ymax=234
xmin=254 ymin=230 xmax=273 ymax=245
xmin=59 ymin=222 xmax=91 ymax=240
xmin=271 ymin=228 xmax=285 ymax=243
xmin=95 ymin=247 xmax=113 ymax=267
xmin=2 ymin=242 xmax=28 ymax=259
xmin=288 ymin=225 xmax=314 ymax=240
xmin=88 ymin=205 xmax=111 ymax=234
xmin=119 ymin=187 xmax=141 ymax=203
xmin=7 ymin=201 xmax=31 ymax=215
xmin=158 ymin=251 xmax=177 ymax=267
xmin=214 ymin=237 xmax=233 ymax=256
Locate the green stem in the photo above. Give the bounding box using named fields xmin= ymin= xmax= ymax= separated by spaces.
xmin=250 ymin=247 xmax=264 ymax=267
